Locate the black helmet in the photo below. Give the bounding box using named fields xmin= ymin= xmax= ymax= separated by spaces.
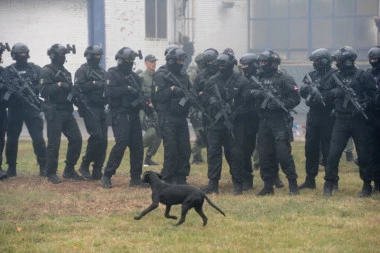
xmin=84 ymin=45 xmax=103 ymax=59
xmin=368 ymin=46 xmax=380 ymax=69
xmin=368 ymin=46 xmax=380 ymax=60
xmin=203 ymin=48 xmax=219 ymax=63
xmin=239 ymin=53 xmax=258 ymax=66
xmin=258 ymin=50 xmax=281 ymax=73
xmin=165 ymin=48 xmax=187 ymax=64
xmin=11 ymin=43 xmax=30 ymax=60
xmin=115 ymin=47 xmax=140 ymax=62
xmin=332 ymin=46 xmax=357 ymax=69
xmin=164 ymin=45 xmax=180 ymax=56
xmin=309 ymin=48 xmax=332 ymax=72
xmin=240 ymin=53 xmax=259 ymax=78
xmin=216 ymin=53 xmax=237 ymax=67
xmin=47 ymin=44 xmax=68 ymax=59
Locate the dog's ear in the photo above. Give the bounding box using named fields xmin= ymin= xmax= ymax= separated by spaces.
xmin=155 ymin=172 xmax=163 ymax=180
xmin=142 ymin=171 xmax=150 ymax=182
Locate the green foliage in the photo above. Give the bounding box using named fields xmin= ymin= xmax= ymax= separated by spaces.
xmin=0 ymin=141 xmax=379 ymax=252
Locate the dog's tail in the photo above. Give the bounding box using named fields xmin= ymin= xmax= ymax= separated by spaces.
xmin=204 ymin=195 xmax=226 ymax=216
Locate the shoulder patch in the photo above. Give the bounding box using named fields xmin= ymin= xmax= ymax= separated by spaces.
xmin=40 ymin=78 xmax=44 ymax=85
xmin=106 ymin=80 xmax=110 ymax=85
xmin=155 ymin=86 xmax=158 ymax=92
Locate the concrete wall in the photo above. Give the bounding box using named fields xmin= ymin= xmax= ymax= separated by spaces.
xmin=0 ymin=0 xmax=88 ymax=75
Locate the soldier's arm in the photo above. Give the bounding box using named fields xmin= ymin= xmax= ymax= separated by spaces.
xmin=281 ymin=75 xmax=301 ymax=109
xmin=39 ymin=68 xmax=60 ymax=98
xmin=153 ymin=71 xmax=173 ymax=103
xmin=105 ymin=70 xmax=126 ymax=98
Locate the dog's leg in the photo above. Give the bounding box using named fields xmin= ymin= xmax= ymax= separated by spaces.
xmin=175 ymin=204 xmax=192 ymax=226
xmin=164 ymin=205 xmax=177 ymax=219
xmin=194 ymin=204 xmax=208 ymax=226
xmin=134 ymin=202 xmax=159 ymax=220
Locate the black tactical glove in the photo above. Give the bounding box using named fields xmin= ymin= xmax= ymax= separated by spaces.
xmin=331 ymin=88 xmax=344 ymax=98
xmin=60 ymin=82 xmax=71 ymax=91
xmin=267 ymin=99 xmax=281 ymax=110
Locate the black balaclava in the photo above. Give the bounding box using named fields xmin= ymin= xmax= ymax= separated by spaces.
xmin=87 ymin=55 xmax=101 ymax=68
xmin=53 ymin=55 xmax=66 ymax=66
xmin=168 ymin=62 xmax=183 ymax=75
xmin=119 ymin=60 xmax=134 ymax=74
xmin=15 ymin=54 xmax=28 ymax=67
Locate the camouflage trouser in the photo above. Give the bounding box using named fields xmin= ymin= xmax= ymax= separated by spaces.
xmin=140 ymin=111 xmax=162 ymax=157
xmin=189 ymin=109 xmax=206 ymax=162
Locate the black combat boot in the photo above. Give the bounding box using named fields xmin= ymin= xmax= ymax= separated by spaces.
xmin=345 ymin=151 xmax=354 ymax=162
xmin=47 ymin=174 xmax=62 ymax=184
xmin=91 ymin=166 xmax=103 ymax=180
xmin=243 ymin=176 xmax=254 ymax=191
xmin=6 ymin=165 xmax=17 ymax=177
xmin=0 ymin=168 xmax=8 ymax=180
xmin=274 ymin=176 xmax=284 ymax=188
xmin=144 ymin=156 xmax=159 ymax=166
xmin=79 ymin=162 xmax=92 ymax=180
xmin=129 ymin=178 xmax=149 ymax=188
xmin=323 ymin=181 xmax=334 ymax=196
xmin=233 ymin=180 xmax=243 ymax=195
xmin=288 ymin=178 xmax=300 ymax=195
xmin=258 ymin=182 xmax=274 ymax=196
xmin=201 ymin=179 xmax=219 ymax=194
xmin=100 ymin=176 xmax=112 ymax=188
xmin=191 ymin=154 xmax=204 ymax=165
xmin=298 ymin=175 xmax=316 ymax=190
xmin=39 ymin=164 xmax=47 ymax=177
xmin=62 ymin=166 xmax=84 ymax=180
xmin=359 ymin=181 xmax=372 ymax=198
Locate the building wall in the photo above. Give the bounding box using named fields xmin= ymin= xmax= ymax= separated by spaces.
xmin=192 ymin=0 xmax=248 ymax=61
xmin=0 ymin=0 xmax=88 ymax=75
xmin=0 ymin=0 xmax=249 ymax=72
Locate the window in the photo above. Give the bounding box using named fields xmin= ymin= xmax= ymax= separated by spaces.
xmin=145 ymin=0 xmax=167 ymax=39
xmin=248 ymin=0 xmax=379 ymax=60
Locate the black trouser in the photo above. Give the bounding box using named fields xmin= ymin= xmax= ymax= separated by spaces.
xmin=0 ymin=108 xmax=7 ymax=168
xmin=207 ymin=122 xmax=245 ymax=183
xmin=258 ymin=115 xmax=297 ymax=184
xmin=324 ymin=115 xmax=373 ymax=183
xmin=304 ymin=112 xmax=333 ymax=178
xmin=159 ymin=115 xmax=191 ymax=180
xmin=104 ymin=112 xmax=143 ymax=179
xmin=81 ymin=107 xmax=108 ymax=169
xmin=45 ymin=109 xmax=82 ymax=175
xmin=6 ymin=107 xmax=46 ymax=168
xmin=242 ymin=113 xmax=259 ymax=180
xmin=372 ymin=116 xmax=380 ymax=184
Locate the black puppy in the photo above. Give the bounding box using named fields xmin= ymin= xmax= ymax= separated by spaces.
xmin=134 ymin=171 xmax=226 ymax=226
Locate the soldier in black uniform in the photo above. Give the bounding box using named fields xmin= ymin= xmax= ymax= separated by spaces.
xmin=5 ymin=43 xmax=46 ymax=177
xmin=239 ymin=53 xmax=260 ymax=190
xmin=153 ymin=48 xmax=191 ymax=184
xmin=248 ymin=50 xmax=300 ymax=196
xmin=100 ymin=47 xmax=150 ymax=188
xmin=298 ymin=48 xmax=336 ymax=190
xmin=323 ymin=46 xmax=376 ymax=197
xmin=39 ymin=44 xmax=83 ymax=184
xmin=0 ymin=46 xmax=9 ymax=180
xmin=200 ymin=52 xmax=248 ymax=195
xmin=367 ymin=46 xmax=380 ymax=193
xmin=74 ymin=45 xmax=107 ymax=180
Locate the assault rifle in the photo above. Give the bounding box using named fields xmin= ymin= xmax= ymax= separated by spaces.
xmin=0 ymin=74 xmax=40 ymax=111
xmin=8 ymin=65 xmax=46 ymax=111
xmin=55 ymin=69 xmax=98 ymax=120
xmin=331 ymin=73 xmax=368 ymax=120
xmin=125 ymin=74 xmax=154 ymax=116
xmin=250 ymin=76 xmax=297 ymax=114
xmin=305 ymin=74 xmax=326 ymax=107
xmin=211 ymin=82 xmax=235 ymax=140
xmin=165 ymin=72 xmax=212 ymax=122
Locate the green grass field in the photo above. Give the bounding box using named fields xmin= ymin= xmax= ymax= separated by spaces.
xmin=0 ymin=140 xmax=379 ymax=252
